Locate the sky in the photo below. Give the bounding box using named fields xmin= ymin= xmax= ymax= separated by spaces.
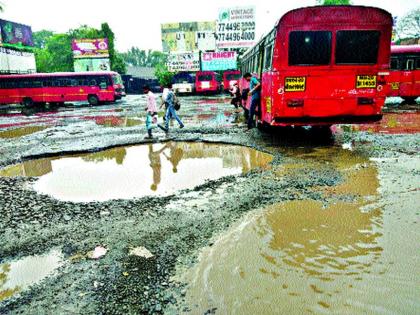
xmin=0 ymin=0 xmax=417 ymax=52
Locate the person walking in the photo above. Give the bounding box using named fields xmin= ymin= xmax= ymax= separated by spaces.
xmin=164 ymin=84 xmax=184 ymax=132
xmin=229 ymin=82 xmax=241 ymax=109
xmin=143 ymin=86 xmax=167 ymax=139
xmin=243 ymin=73 xmax=261 ymax=129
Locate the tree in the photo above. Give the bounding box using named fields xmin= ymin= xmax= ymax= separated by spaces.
xmin=34 ymin=33 xmax=73 ymax=72
xmin=396 ymin=8 xmax=420 ymax=40
xmin=155 ymin=63 xmax=173 ymax=87
xmin=317 ymin=0 xmax=351 ymax=5
xmin=101 ymin=23 xmax=126 ymax=74
xmin=33 ymin=30 xmax=54 ymax=49
xmin=121 ymin=48 xmax=167 ymax=67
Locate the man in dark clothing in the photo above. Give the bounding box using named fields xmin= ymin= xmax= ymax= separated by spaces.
xmin=243 ymin=72 xmax=261 ymax=129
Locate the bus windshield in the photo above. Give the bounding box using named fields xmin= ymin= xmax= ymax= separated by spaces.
xmin=198 ymin=74 xmax=213 ymax=81
xmin=335 ymin=31 xmax=380 ymax=64
xmin=226 ymin=73 xmax=241 ymax=81
xmin=112 ymin=74 xmax=123 ymax=85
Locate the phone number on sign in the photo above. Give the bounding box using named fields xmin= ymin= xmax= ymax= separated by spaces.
xmin=218 ymin=22 xmax=255 ymax=32
xmin=217 ymin=32 xmax=255 ymax=41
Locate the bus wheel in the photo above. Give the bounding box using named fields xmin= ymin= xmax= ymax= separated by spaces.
xmin=22 ymin=97 xmax=34 ymax=107
xmin=88 ymin=95 xmax=99 ymax=106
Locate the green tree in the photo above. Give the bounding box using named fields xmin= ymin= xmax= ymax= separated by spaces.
xmin=33 ymin=30 xmax=54 ymax=49
xmin=396 ymin=8 xmax=420 ymax=40
xmin=101 ymin=23 xmax=126 ymax=74
xmin=121 ymin=48 xmax=167 ymax=67
xmin=155 ymin=63 xmax=173 ymax=87
xmin=34 ymin=33 xmax=73 ymax=72
xmin=317 ymin=0 xmax=351 ymax=5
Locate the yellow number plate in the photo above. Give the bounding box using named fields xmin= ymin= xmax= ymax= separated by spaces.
xmin=390 ymin=82 xmax=399 ymax=90
xmin=356 ymin=75 xmax=377 ymax=89
xmin=285 ymin=77 xmax=306 ymax=92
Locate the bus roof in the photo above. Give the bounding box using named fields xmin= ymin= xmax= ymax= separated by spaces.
xmin=277 ymin=5 xmax=392 ymax=27
xmin=391 ymin=45 xmax=420 ymax=54
xmin=0 ymin=71 xmax=119 ymax=79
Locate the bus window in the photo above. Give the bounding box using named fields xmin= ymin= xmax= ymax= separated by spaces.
xmin=89 ymin=79 xmax=97 ymax=86
xmin=405 ymin=59 xmax=414 ymax=70
xmin=336 ymin=30 xmax=380 ymax=64
xmin=264 ymin=44 xmax=273 ymax=70
xmin=416 ymin=58 xmax=420 ymax=70
xmin=289 ymin=31 xmax=332 ymax=66
xmin=390 ymin=57 xmax=400 ymax=70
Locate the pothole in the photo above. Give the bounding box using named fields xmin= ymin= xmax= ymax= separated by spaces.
xmin=0 ymin=249 xmax=63 ymax=302
xmin=0 ymin=142 xmax=272 ymax=202
xmin=0 ymin=126 xmax=47 ymax=139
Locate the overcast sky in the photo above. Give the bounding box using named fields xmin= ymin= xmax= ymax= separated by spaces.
xmin=0 ymin=0 xmax=417 ymax=52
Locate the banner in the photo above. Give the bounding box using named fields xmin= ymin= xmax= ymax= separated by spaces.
xmin=161 ymin=22 xmax=216 ymax=52
xmin=0 ymin=47 xmax=36 ymax=73
xmin=216 ymin=6 xmax=256 ymax=49
xmin=201 ymin=51 xmax=237 ymax=71
xmin=74 ymin=58 xmax=110 ymax=72
xmin=167 ymin=52 xmax=200 ymax=72
xmin=72 ymin=38 xmax=109 ymax=59
xmin=0 ymin=19 xmax=34 ymax=48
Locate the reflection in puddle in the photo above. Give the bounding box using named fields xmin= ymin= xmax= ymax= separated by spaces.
xmin=179 ymin=149 xmax=420 ymax=314
xmin=351 ymin=112 xmax=420 ymax=134
xmin=0 ymin=126 xmax=47 ymax=139
xmin=0 ymin=142 xmax=272 ymax=202
xmin=0 ymin=249 xmax=63 ymax=302
xmin=92 ymin=116 xmax=143 ymax=127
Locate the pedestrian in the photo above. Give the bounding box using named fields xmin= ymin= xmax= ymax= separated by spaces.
xmin=229 ymin=82 xmax=241 ymax=109
xmin=243 ymin=72 xmax=261 ymax=129
xmin=164 ymin=84 xmax=184 ymax=131
xmin=143 ymin=86 xmax=166 ymax=139
xmin=160 ymin=86 xmax=171 ymax=121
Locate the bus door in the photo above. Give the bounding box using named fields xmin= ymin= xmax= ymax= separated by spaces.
xmin=261 ymin=43 xmax=274 ymax=124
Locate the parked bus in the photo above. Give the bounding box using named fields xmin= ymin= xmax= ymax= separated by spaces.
xmin=222 ymin=70 xmax=241 ymax=91
xmin=195 ymin=71 xmax=222 ymax=94
xmin=240 ymin=5 xmax=392 ymax=128
xmin=388 ymin=45 xmax=420 ymax=103
xmin=0 ymin=71 xmax=125 ymax=107
xmin=172 ymin=72 xmax=196 ymax=94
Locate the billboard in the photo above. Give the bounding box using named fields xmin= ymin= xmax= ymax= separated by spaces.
xmin=167 ymin=52 xmax=200 ymax=72
xmin=161 ymin=21 xmax=216 ymax=52
xmin=0 ymin=47 xmax=36 ymax=73
xmin=0 ymin=19 xmax=34 ymax=48
xmin=72 ymin=38 xmax=109 ymax=59
xmin=74 ymin=58 xmax=110 ymax=72
xmin=216 ymin=6 xmax=256 ymax=49
xmin=201 ymin=51 xmax=237 ymax=71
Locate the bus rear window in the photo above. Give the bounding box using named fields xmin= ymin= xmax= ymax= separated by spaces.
xmin=390 ymin=57 xmax=400 ymax=70
xmin=198 ymin=75 xmax=213 ymax=81
xmin=336 ymin=31 xmax=380 ymax=64
xmin=226 ymin=73 xmax=240 ymax=81
xmin=289 ymin=31 xmax=332 ymax=66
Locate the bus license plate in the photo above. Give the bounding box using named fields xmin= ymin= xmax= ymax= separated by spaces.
xmin=356 ymin=75 xmax=377 ymax=89
xmin=390 ymin=82 xmax=399 ymax=90
xmin=285 ymin=77 xmax=306 ymax=92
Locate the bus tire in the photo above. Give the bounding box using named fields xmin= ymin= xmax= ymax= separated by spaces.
xmin=22 ymin=97 xmax=34 ymax=107
xmin=88 ymin=95 xmax=99 ymax=106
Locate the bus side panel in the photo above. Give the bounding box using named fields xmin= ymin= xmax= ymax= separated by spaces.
xmin=387 ymin=71 xmax=402 ymax=97
xmin=398 ymin=71 xmax=415 ymax=98
xmin=260 ymin=71 xmax=273 ymax=124
xmin=414 ymin=69 xmax=420 ymax=98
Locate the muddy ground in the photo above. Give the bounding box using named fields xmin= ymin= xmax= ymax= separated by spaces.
xmin=0 ymin=95 xmax=419 ymax=314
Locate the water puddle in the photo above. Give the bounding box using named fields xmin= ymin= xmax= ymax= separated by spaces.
xmin=0 ymin=249 xmax=63 ymax=302
xmin=0 ymin=142 xmax=272 ymax=202
xmin=351 ymin=112 xmax=420 ymax=134
xmin=178 ymin=149 xmax=420 ymax=314
xmin=88 ymin=116 xmax=143 ymax=127
xmin=0 ymin=126 xmax=47 ymax=139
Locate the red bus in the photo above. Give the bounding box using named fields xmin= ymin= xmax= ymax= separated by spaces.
xmin=0 ymin=71 xmax=125 ymax=107
xmin=240 ymin=5 xmax=392 ymax=128
xmin=195 ymin=71 xmax=222 ymax=94
xmin=388 ymin=45 xmax=420 ymax=103
xmin=222 ymin=70 xmax=241 ymax=91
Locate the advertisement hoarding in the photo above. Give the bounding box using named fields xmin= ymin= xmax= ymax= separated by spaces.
xmin=72 ymin=39 xmax=109 ymax=59
xmin=74 ymin=58 xmax=110 ymax=72
xmin=167 ymin=52 xmax=200 ymax=72
xmin=161 ymin=22 xmax=216 ymax=52
xmin=0 ymin=19 xmax=34 ymax=48
xmin=0 ymin=47 xmax=36 ymax=73
xmin=216 ymin=6 xmax=256 ymax=49
xmin=201 ymin=51 xmax=237 ymax=71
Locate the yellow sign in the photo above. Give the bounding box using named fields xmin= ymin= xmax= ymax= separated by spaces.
xmin=265 ymin=97 xmax=272 ymax=113
xmin=356 ymin=75 xmax=377 ymax=89
xmin=390 ymin=82 xmax=399 ymax=90
xmin=284 ymin=77 xmax=306 ymax=92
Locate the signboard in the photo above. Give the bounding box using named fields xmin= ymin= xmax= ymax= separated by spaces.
xmin=72 ymin=39 xmax=109 ymax=59
xmin=74 ymin=58 xmax=110 ymax=72
xmin=0 ymin=19 xmax=34 ymax=48
xmin=284 ymin=77 xmax=306 ymax=92
xmin=201 ymin=51 xmax=237 ymax=71
xmin=216 ymin=6 xmax=256 ymax=49
xmin=0 ymin=47 xmax=36 ymax=73
xmin=167 ymin=52 xmax=200 ymax=72
xmin=356 ymin=75 xmax=376 ymax=89
xmin=161 ymin=22 xmax=216 ymax=52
